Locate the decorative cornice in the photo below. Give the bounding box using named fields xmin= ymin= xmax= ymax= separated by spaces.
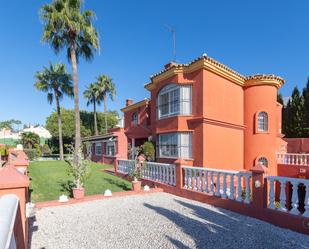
xmin=121 ymin=99 xmax=150 ymax=112
xmin=188 ymin=117 xmax=245 ymax=130
xmin=144 ymin=54 xmax=285 ymax=91
xmin=244 ymin=74 xmax=285 ymax=89
xmin=145 ymin=54 xmax=246 ymax=91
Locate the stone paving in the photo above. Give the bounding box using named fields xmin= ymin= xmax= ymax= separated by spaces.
xmin=29 ymin=192 xmax=309 ymax=249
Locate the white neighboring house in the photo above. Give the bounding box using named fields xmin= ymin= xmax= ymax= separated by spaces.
xmin=21 ymin=126 xmax=52 ymax=139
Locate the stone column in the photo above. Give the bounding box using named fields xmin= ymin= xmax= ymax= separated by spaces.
xmin=250 ymin=164 xmax=268 ymax=209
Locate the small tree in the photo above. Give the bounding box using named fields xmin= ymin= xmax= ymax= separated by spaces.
xmin=67 ymin=145 xmax=91 ymax=189
xmin=141 ymin=141 xmax=155 ymax=161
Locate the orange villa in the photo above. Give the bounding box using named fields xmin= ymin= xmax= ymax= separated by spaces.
xmin=84 ymin=54 xmax=288 ymax=176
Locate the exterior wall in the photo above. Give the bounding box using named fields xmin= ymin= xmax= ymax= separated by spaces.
xmin=244 ymin=85 xmax=279 ymax=175
xmin=285 ymin=138 xmax=309 ymax=153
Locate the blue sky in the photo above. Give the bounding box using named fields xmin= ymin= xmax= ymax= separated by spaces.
xmin=0 ymin=0 xmax=309 ymax=125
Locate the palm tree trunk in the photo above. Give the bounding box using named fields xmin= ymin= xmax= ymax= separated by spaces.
xmin=70 ymin=41 xmax=81 ymax=161
xmin=55 ymin=91 xmax=64 ymax=161
xmin=94 ymin=99 xmax=98 ymax=135
xmin=103 ymin=95 xmax=107 ymax=134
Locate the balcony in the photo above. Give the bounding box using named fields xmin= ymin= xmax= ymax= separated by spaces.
xmin=277 ymin=153 xmax=309 ymax=166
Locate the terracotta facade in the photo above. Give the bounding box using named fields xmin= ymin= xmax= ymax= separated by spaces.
xmin=120 ymin=54 xmax=286 ymax=174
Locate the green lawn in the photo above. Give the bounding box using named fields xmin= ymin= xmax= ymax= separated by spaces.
xmin=29 ymin=160 xmax=131 ymax=202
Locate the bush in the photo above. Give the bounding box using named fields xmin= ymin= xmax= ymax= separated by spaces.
xmin=41 ymin=144 xmax=52 ymax=156
xmin=24 ymin=149 xmax=37 ymax=161
xmin=34 ymin=144 xmax=42 ymax=157
xmin=0 ymin=147 xmax=8 ymax=157
xmin=141 ymin=141 xmax=155 ymax=161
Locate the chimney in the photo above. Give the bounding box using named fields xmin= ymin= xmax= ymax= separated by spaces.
xmin=164 ymin=61 xmax=178 ymax=70
xmin=126 ymin=99 xmax=133 ymax=107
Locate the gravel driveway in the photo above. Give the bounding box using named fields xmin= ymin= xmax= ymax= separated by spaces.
xmin=29 ymin=192 xmax=309 ymax=249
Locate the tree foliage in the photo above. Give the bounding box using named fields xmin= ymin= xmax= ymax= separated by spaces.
xmin=46 ymin=108 xmax=119 ymax=152
xmin=0 ymin=119 xmax=22 ymax=131
xmin=282 ymin=80 xmax=309 ymax=137
xmin=21 ymin=132 xmax=40 ymax=149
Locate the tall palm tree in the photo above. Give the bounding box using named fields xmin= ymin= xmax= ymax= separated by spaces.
xmin=34 ymin=63 xmax=73 ymax=160
xmin=83 ymin=83 xmax=101 ymax=135
xmin=40 ymin=0 xmax=99 ymax=163
xmin=96 ymin=75 xmax=116 ymax=133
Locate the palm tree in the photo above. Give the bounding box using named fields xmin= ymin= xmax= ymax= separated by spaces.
xmin=40 ymin=0 xmax=99 ymax=163
xmin=21 ymin=132 xmax=40 ymax=149
xmin=34 ymin=63 xmax=73 ymax=160
xmin=83 ymin=83 xmax=101 ymax=135
xmin=96 ymin=75 xmax=116 ymax=133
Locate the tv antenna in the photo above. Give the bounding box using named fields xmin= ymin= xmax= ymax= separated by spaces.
xmin=164 ymin=24 xmax=176 ymax=62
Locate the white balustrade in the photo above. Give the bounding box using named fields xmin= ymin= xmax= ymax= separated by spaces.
xmin=182 ymin=166 xmax=252 ymax=204
xmin=277 ymin=153 xmax=309 ymax=166
xmin=142 ymin=162 xmax=176 ymax=186
xmin=117 ymin=159 xmax=135 ymax=174
xmin=0 ymin=194 xmax=19 ymax=249
xmin=266 ymin=176 xmax=309 ymax=217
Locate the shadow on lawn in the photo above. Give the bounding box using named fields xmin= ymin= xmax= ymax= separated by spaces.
xmin=144 ymin=198 xmax=309 ymax=249
xmin=104 ymin=177 xmax=131 ymax=191
xmin=58 ymin=180 xmax=74 ymax=197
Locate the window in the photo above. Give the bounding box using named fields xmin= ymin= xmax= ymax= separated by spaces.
xmin=258 ymin=112 xmax=268 ymax=132
xmin=258 ymin=157 xmax=268 ymax=167
xmin=132 ymin=112 xmax=138 ymax=125
xmin=106 ymin=142 xmax=115 ymax=156
xmin=95 ymin=143 xmax=102 ymax=156
xmin=157 ymin=84 xmax=191 ymax=119
xmin=157 ymin=132 xmax=192 ymax=159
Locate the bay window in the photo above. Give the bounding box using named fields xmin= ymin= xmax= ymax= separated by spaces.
xmin=157 ymin=132 xmax=192 ymax=159
xmin=157 ymin=84 xmax=192 ymax=119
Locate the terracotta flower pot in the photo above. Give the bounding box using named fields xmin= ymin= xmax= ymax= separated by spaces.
xmin=132 ymin=181 xmax=141 ymax=191
xmin=72 ymin=187 xmax=85 ymax=199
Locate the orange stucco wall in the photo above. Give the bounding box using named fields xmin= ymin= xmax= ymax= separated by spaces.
xmin=244 ymin=85 xmax=279 ymax=175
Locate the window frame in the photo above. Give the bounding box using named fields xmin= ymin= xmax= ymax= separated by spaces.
xmin=157 ymin=84 xmax=192 ymax=119
xmin=257 ymin=156 xmax=268 ymax=167
xmin=257 ymin=111 xmax=268 ymax=132
xmin=95 ymin=142 xmax=102 ymax=156
xmin=157 ymin=132 xmax=192 ymax=159
xmin=131 ymin=112 xmax=138 ymax=125
xmin=106 ymin=141 xmax=116 ymax=156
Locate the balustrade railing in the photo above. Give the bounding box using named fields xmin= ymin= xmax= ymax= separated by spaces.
xmin=0 ymin=194 xmax=19 ymax=249
xmin=142 ymin=162 xmax=176 ymax=186
xmin=277 ymin=153 xmax=309 ymax=166
xmin=117 ymin=159 xmax=135 ymax=174
xmin=266 ymin=176 xmax=309 ymax=217
xmin=182 ymin=166 xmax=252 ymax=203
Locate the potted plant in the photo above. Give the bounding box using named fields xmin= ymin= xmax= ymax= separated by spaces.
xmin=67 ymin=145 xmax=91 ymax=199
xmin=130 ymin=163 xmax=142 ymax=191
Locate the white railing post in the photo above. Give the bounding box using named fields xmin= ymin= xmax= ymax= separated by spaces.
xmin=204 ymin=170 xmax=209 ymax=193
xmin=222 ymin=173 xmax=227 ymax=199
xmin=236 ymin=174 xmax=242 ymax=202
xmin=244 ymin=174 xmax=251 ymax=204
xmin=279 ymin=179 xmax=287 ymax=212
xmin=210 ymin=171 xmax=214 ymax=194
xmin=268 ymin=178 xmax=275 ymax=209
xmin=229 ymin=174 xmax=235 ymax=200
xmin=215 ymin=172 xmax=221 ymax=196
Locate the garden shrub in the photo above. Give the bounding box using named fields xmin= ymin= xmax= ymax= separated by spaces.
xmin=24 ymin=149 xmax=37 ymax=161
xmin=141 ymin=141 xmax=155 ymax=161
xmin=41 ymin=144 xmax=52 ymax=156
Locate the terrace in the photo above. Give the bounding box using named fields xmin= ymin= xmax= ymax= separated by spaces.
xmin=28 ymin=192 xmax=309 ymax=249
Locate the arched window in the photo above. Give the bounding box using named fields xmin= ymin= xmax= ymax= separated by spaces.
xmin=258 ymin=112 xmax=268 ymax=132
xmin=157 ymin=84 xmax=192 ymax=119
xmin=258 ymin=157 xmax=268 ymax=167
xmin=132 ymin=112 xmax=138 ymax=125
